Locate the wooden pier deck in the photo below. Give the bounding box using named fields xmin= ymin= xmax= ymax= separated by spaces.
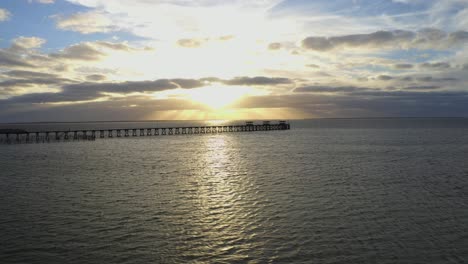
xmin=0 ymin=121 xmax=290 ymax=144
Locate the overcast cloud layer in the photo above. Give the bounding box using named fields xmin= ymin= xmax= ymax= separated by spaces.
xmin=1 ymin=0 xmax=468 ymax=121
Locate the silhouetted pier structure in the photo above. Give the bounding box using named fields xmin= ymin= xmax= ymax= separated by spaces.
xmin=0 ymin=121 xmax=290 ymax=144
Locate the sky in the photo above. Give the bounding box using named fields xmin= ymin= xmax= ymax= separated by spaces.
xmin=1 ymin=0 xmax=468 ymax=122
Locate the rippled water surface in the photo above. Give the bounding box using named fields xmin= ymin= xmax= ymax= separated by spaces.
xmin=1 ymin=119 xmax=468 ymax=263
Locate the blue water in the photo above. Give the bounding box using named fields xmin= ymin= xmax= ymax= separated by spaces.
xmin=1 ymin=118 xmax=468 ymax=263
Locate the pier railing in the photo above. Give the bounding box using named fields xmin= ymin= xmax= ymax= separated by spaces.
xmin=0 ymin=121 xmax=290 ymax=144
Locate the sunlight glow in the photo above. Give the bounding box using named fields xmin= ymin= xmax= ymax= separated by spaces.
xmin=185 ymin=85 xmax=263 ymax=109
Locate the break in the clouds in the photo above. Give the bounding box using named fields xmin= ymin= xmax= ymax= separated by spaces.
xmin=1 ymin=0 xmax=468 ymax=121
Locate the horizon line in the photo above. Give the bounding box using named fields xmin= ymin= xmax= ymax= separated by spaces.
xmin=1 ymin=117 xmax=468 ymax=125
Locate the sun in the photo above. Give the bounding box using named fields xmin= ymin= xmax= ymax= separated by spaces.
xmin=186 ymin=85 xmax=254 ymax=109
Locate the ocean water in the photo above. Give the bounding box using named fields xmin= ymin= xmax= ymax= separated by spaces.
xmin=1 ymin=118 xmax=468 ymax=263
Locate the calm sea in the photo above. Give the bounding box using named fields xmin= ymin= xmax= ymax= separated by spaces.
xmin=1 ymin=118 xmax=468 ymax=263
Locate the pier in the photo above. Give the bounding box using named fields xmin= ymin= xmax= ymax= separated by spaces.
xmin=0 ymin=121 xmax=290 ymax=144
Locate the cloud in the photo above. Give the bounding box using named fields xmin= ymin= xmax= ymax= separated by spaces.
xmin=48 ymin=41 xmax=141 ymax=61
xmin=0 ymin=8 xmax=11 ymax=22
xmin=0 ymin=69 xmax=75 ymax=93
xmin=170 ymin=78 xmax=205 ymax=88
xmin=294 ymin=85 xmax=369 ymax=93
xmin=394 ymin=63 xmax=414 ymax=69
xmin=448 ymin=31 xmax=468 ymax=43
xmin=415 ymin=76 xmax=458 ymax=82
xmin=1 ymin=75 xmax=292 ymax=104
xmin=3 ymin=79 xmax=177 ymax=104
xmin=302 ymin=29 xmax=468 ymax=52
xmin=419 ymin=62 xmax=451 ymax=69
xmin=53 ymin=11 xmax=115 ymax=34
xmin=86 ymin=74 xmax=107 ymax=81
xmin=404 ymin=85 xmax=441 ymax=90
xmin=223 ymin=76 xmax=292 ymax=85
xmin=0 ymin=78 xmax=202 ymax=104
xmin=0 ymin=78 xmax=70 ymax=88
xmin=3 ymin=70 xmax=58 ymax=79
xmin=50 ymin=43 xmax=104 ymax=60
xmin=11 ymin=37 xmax=46 ymax=50
xmin=268 ymin=42 xmax=281 ymax=50
xmin=0 ymin=50 xmax=35 ymax=68
xmin=65 ymin=79 xmax=179 ymax=94
xmin=302 ymin=36 xmax=334 ymax=51
xmin=94 ymin=41 xmax=134 ymax=51
xmin=231 ymin=91 xmax=468 ymax=117
xmin=177 ymin=39 xmax=202 ymax=48
xmin=378 ymin=75 xmax=393 ymax=81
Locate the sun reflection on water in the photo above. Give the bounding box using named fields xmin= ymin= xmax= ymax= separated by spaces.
xmin=188 ymin=135 xmax=264 ymax=260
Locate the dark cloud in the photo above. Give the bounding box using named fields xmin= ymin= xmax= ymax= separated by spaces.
xmin=294 ymin=84 xmax=444 ymax=94
xmin=0 ymin=78 xmax=70 ymax=88
xmin=302 ymin=30 xmax=415 ymax=51
xmin=2 ymin=79 xmax=178 ymax=104
xmin=417 ymin=28 xmax=447 ymax=41
xmin=65 ymin=79 xmax=179 ymax=94
xmin=302 ymin=29 xmax=468 ymax=52
xmin=294 ymin=85 xmax=369 ymax=93
xmin=420 ymin=62 xmax=451 ymax=69
xmin=306 ymin=64 xmax=320 ymax=68
xmin=4 ymin=90 xmax=100 ymax=104
xmin=50 ymin=43 xmax=104 ymax=60
xmin=415 ymin=76 xmax=458 ymax=82
xmin=448 ymin=31 xmax=468 ymax=43
xmin=0 ymin=50 xmax=35 ymax=68
xmin=3 ymin=87 xmax=468 ymax=122
xmin=0 ymin=75 xmax=293 ymax=105
xmin=86 ymin=74 xmax=107 ymax=81
xmin=0 ymin=70 xmax=76 ymax=92
xmin=223 ymin=76 xmax=292 ymax=86
xmin=394 ymin=63 xmax=413 ymax=69
xmin=0 ymin=96 xmax=204 ymax=123
xmin=378 ymin=75 xmax=393 ymax=81
xmin=170 ymin=78 xmax=205 ymax=88
xmin=3 ymin=70 xmax=58 ymax=79
xmin=302 ymin=36 xmax=333 ymax=51
xmin=404 ymin=85 xmax=441 ymax=90
xmin=230 ymin=91 xmax=468 ymax=117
